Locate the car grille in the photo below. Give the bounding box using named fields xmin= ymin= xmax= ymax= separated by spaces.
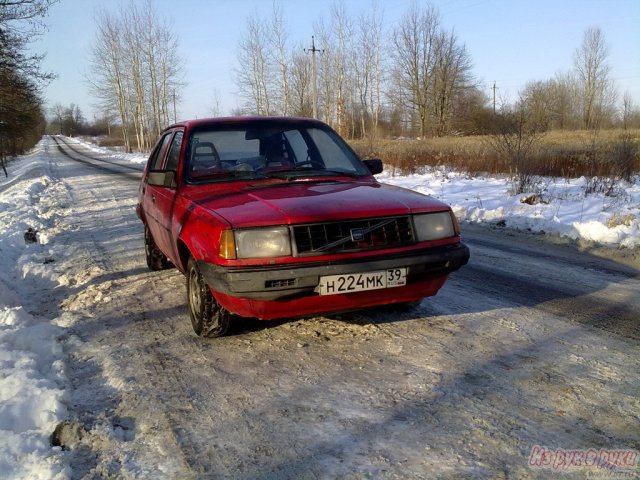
xmin=293 ymin=216 xmax=414 ymax=255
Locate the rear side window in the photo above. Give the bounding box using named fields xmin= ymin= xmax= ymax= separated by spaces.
xmin=165 ymin=131 xmax=184 ymax=171
xmin=149 ymin=133 xmax=173 ymax=170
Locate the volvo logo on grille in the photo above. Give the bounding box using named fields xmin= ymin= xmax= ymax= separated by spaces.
xmin=350 ymin=228 xmax=365 ymax=242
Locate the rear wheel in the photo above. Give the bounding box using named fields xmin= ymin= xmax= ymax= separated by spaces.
xmin=144 ymin=225 xmax=169 ymax=271
xmin=186 ymin=257 xmax=230 ymax=337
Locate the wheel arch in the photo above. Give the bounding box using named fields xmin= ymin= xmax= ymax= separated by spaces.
xmin=176 ymin=238 xmax=191 ymax=273
xmin=177 ymin=210 xmax=230 ymax=272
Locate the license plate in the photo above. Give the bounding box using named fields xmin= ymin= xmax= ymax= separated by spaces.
xmin=316 ymin=268 xmax=407 ymax=296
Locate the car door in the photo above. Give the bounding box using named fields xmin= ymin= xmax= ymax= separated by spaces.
xmin=142 ymin=131 xmax=174 ymax=255
xmin=152 ymin=130 xmax=184 ymax=260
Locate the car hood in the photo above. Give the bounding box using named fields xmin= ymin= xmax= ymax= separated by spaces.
xmin=185 ymin=179 xmax=449 ymax=227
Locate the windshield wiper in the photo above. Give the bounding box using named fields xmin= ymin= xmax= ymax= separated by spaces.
xmin=264 ymin=168 xmax=359 ymax=180
xmin=190 ymin=171 xmax=268 ymax=183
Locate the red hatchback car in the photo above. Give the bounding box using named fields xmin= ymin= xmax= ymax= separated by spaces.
xmin=137 ymin=117 xmax=469 ymax=337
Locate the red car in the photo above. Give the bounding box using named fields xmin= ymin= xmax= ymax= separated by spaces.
xmin=137 ymin=117 xmax=469 ymax=337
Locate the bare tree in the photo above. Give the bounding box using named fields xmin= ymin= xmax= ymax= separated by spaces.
xmin=157 ymin=26 xmax=183 ymax=126
xmin=289 ymin=48 xmax=312 ymax=117
xmin=330 ymin=2 xmax=353 ymax=137
xmin=236 ymin=13 xmax=271 ymax=115
xmin=89 ymin=8 xmax=131 ymax=151
xmin=268 ymin=1 xmax=290 ymax=115
xmin=621 ymin=91 xmax=634 ymax=130
xmin=352 ymin=1 xmax=383 ymax=138
xmin=140 ymin=0 xmax=162 ymax=136
xmin=122 ymin=5 xmax=148 ymax=150
xmin=314 ymin=19 xmax=334 ymax=124
xmin=487 ymin=100 xmax=546 ymax=194
xmin=429 ymin=29 xmax=472 ymax=136
xmin=573 ymin=27 xmax=616 ymax=130
xmin=391 ymin=3 xmax=440 ymax=137
xmin=208 ymin=88 xmax=222 ymax=117
xmin=549 ymin=72 xmax=578 ymax=130
xmin=49 ymin=103 xmax=65 ymax=134
xmin=88 ymin=3 xmax=182 ymax=151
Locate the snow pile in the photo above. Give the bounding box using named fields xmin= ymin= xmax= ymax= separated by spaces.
xmin=0 ymin=308 xmax=68 ymax=479
xmin=0 ymin=142 xmax=69 ymax=479
xmin=72 ymin=136 xmax=148 ymax=164
xmin=378 ymin=168 xmax=640 ymax=248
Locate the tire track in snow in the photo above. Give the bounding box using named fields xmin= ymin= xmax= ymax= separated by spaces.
xmin=51 ymin=136 xmax=142 ymax=182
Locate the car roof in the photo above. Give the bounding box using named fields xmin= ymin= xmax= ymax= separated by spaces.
xmin=162 ymin=116 xmax=328 ymax=133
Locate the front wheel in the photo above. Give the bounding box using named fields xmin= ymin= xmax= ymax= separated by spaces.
xmin=186 ymin=257 xmax=230 ymax=337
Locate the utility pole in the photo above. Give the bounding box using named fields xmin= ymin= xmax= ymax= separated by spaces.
xmin=492 ymin=81 xmax=497 ymax=114
xmin=305 ymin=36 xmax=323 ymax=119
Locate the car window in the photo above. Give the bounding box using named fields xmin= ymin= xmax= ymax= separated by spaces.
xmin=186 ymin=122 xmax=369 ymax=183
xmin=165 ymin=131 xmax=183 ymax=171
xmin=283 ymin=130 xmax=306 ymax=163
xmin=307 ymin=129 xmax=354 ymax=170
xmin=149 ymin=133 xmax=173 ymax=170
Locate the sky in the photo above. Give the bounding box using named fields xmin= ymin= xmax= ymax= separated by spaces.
xmin=27 ymin=0 xmax=640 ymax=122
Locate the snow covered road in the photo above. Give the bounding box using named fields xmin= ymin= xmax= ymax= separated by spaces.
xmin=1 ymin=137 xmax=639 ymax=478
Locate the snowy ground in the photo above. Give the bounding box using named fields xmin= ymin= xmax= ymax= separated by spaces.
xmin=0 ymin=137 xmax=638 ymax=479
xmin=377 ymin=169 xmax=640 ymax=250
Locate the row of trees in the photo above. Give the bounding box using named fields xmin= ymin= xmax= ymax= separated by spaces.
xmin=517 ymin=27 xmax=637 ymax=132
xmin=0 ymin=0 xmax=55 ymax=174
xmin=236 ymin=2 xmax=478 ymax=139
xmin=235 ymin=2 xmax=637 ymax=139
xmin=48 ymin=103 xmax=86 ymax=136
xmin=88 ymin=0 xmax=183 ymax=152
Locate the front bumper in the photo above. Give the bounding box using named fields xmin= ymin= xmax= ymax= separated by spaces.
xmin=198 ymin=242 xmax=469 ymax=301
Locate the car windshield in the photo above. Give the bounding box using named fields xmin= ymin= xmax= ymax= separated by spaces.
xmin=185 ymin=122 xmax=369 ymax=183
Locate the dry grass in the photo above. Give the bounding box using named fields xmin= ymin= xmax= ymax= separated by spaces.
xmin=95 ymin=135 xmax=126 ymax=148
xmin=350 ymin=128 xmax=640 ymax=179
xmin=607 ymin=213 xmax=636 ymax=228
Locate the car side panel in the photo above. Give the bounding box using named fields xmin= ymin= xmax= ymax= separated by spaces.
xmin=142 ymin=133 xmax=174 ymax=254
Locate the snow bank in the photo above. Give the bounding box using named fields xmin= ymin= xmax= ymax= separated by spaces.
xmin=0 ymin=140 xmax=69 ymax=479
xmin=377 ymin=168 xmax=640 ymax=249
xmin=0 ymin=307 xmax=68 ymax=479
xmin=72 ymin=136 xmax=148 ymax=164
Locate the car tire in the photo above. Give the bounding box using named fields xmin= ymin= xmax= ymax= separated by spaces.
xmin=144 ymin=225 xmax=169 ymax=271
xmin=186 ymin=257 xmax=230 ymax=337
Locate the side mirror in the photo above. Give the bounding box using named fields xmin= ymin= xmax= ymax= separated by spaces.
xmin=147 ymin=170 xmax=177 ymax=188
xmin=363 ymin=159 xmax=383 ymax=175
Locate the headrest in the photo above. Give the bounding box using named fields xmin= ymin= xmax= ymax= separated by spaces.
xmin=194 ymin=142 xmax=215 ymax=154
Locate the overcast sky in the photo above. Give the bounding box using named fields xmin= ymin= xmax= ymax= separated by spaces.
xmin=29 ymin=0 xmax=640 ymax=122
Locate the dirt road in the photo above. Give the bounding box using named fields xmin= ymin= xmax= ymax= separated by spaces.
xmin=44 ymin=137 xmax=640 ymax=478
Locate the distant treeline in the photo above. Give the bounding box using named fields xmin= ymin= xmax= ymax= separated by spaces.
xmin=233 ymin=5 xmax=639 ymax=139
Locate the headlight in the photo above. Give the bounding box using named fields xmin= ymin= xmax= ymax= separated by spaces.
xmin=234 ymin=227 xmax=291 ymax=259
xmin=413 ymin=211 xmax=455 ymax=241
